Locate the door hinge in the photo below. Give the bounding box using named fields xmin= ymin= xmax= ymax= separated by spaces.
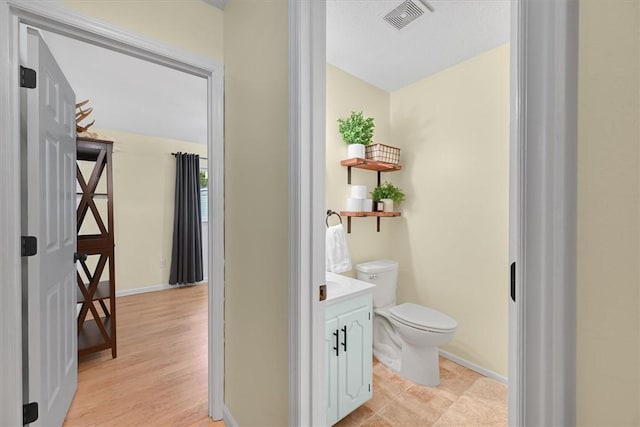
xmin=368 ymin=384 xmax=371 ymax=392
xmin=369 ymin=312 xmax=371 ymax=320
xmin=510 ymin=262 xmax=516 ymax=302
xmin=23 ymin=402 xmax=38 ymax=425
xmin=20 ymin=66 xmax=36 ymax=89
xmin=21 ymin=236 xmax=37 ymax=257
xmin=319 ymin=284 xmax=327 ymax=302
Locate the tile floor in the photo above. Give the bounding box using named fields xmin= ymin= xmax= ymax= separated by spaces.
xmin=335 ymin=357 xmax=507 ymax=427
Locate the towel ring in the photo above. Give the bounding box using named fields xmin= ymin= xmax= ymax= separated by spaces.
xmin=326 ymin=210 xmax=342 ymax=228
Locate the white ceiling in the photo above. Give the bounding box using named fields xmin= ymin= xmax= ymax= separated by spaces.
xmin=40 ymin=29 xmax=208 ymax=145
xmin=327 ymin=0 xmax=510 ymax=91
xmin=35 ymin=1 xmax=508 ymax=145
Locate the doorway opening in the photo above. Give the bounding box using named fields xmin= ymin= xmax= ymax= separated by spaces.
xmin=289 ymin=1 xmax=579 ymax=426
xmin=0 ymin=2 xmax=224 ymax=425
xmin=19 ymin=25 xmax=213 ymax=425
xmin=324 ymin=2 xmax=510 ymax=425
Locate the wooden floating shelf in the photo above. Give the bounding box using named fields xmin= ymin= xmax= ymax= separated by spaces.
xmin=339 ymin=211 xmax=401 ymax=233
xmin=340 ymin=158 xmax=402 ymax=172
xmin=340 ymin=211 xmax=401 ymax=217
xmin=338 ymin=157 xmax=403 ymax=233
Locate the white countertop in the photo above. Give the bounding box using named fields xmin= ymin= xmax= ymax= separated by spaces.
xmin=325 ymin=272 xmax=375 ymax=304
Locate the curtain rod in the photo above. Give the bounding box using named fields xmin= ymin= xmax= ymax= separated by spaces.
xmin=171 ymin=152 xmax=208 ymax=160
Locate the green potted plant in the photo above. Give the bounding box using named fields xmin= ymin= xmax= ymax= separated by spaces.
xmin=371 ymin=181 xmax=405 ymax=212
xmin=199 ymin=170 xmax=208 ymax=188
xmin=337 ymin=111 xmax=375 ymax=159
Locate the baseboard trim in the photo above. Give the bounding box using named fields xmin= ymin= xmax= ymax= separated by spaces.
xmin=115 ymin=278 xmax=208 ymax=298
xmin=439 ymin=349 xmax=508 ymax=384
xmin=223 ymin=405 xmax=238 ymax=427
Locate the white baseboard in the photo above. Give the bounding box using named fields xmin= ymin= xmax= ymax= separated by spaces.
xmin=115 ymin=278 xmax=208 ymax=298
xmin=439 ymin=349 xmax=508 ymax=384
xmin=223 ymin=405 xmax=238 ymax=427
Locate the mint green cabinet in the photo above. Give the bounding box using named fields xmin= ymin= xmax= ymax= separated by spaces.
xmin=325 ymin=293 xmax=373 ymax=425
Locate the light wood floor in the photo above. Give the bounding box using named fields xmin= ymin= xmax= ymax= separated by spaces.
xmin=64 ymin=285 xmax=224 ymax=427
xmin=66 ymin=284 xmax=505 ymax=426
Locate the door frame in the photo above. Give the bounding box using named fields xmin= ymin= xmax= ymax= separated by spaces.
xmin=0 ymin=1 xmax=225 ymax=425
xmin=288 ymin=0 xmax=578 ymax=425
xmin=288 ymin=0 xmax=327 ymax=424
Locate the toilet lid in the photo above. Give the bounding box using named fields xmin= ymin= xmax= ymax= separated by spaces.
xmin=389 ymin=303 xmax=457 ymax=332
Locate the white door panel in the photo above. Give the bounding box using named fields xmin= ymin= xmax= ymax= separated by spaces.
xmin=325 ymin=294 xmax=373 ymax=424
xmin=25 ymin=27 xmax=77 ymax=427
xmin=338 ymin=305 xmax=372 ymax=417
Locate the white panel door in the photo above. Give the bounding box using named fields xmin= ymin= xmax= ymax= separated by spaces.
xmin=25 ymin=27 xmax=77 ymax=427
xmin=337 ymin=305 xmax=372 ymax=418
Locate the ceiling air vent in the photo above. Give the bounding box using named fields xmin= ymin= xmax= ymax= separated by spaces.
xmin=383 ymin=0 xmax=431 ymax=31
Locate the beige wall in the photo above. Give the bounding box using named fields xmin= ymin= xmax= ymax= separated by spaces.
xmin=60 ymin=1 xmax=640 ymax=423
xmin=59 ymin=4 xmax=219 ymax=289
xmin=223 ymin=1 xmax=289 ymax=425
xmin=85 ymin=129 xmax=206 ymax=292
xmin=389 ymin=44 xmax=510 ymax=377
xmin=326 ymin=65 xmax=395 ymax=272
xmin=577 ymin=0 xmax=640 ymax=425
xmin=59 ymin=2 xmax=293 ymax=424
xmin=326 ymin=46 xmax=510 ymax=377
xmin=64 ymin=0 xmax=223 ymax=62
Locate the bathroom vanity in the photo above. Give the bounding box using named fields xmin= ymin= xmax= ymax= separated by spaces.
xmin=324 ymin=273 xmax=374 ymax=425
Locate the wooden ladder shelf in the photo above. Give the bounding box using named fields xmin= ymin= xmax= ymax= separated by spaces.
xmin=76 ymin=136 xmax=117 ymax=358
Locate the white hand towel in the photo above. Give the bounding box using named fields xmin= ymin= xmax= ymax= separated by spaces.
xmin=326 ymin=224 xmax=352 ymax=273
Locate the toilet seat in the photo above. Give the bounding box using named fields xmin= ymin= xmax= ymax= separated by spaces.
xmin=389 ymin=303 xmax=457 ymax=333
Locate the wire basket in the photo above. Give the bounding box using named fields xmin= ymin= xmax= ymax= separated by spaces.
xmin=365 ymin=143 xmax=401 ymax=164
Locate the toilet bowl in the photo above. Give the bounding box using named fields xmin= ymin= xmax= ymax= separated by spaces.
xmin=356 ymin=260 xmax=458 ymax=386
xmin=371 ymin=308 xmax=401 ymax=372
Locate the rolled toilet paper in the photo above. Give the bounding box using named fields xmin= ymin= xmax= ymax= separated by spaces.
xmin=346 ymin=198 xmax=362 ymax=212
xmin=362 ymin=198 xmax=373 ymax=212
xmin=351 ymin=185 xmax=368 ymax=199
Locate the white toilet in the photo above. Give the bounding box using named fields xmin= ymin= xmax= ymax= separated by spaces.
xmin=356 ymin=260 xmax=457 ymax=386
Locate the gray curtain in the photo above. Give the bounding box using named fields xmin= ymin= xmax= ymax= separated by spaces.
xmin=169 ymin=153 xmax=203 ymax=284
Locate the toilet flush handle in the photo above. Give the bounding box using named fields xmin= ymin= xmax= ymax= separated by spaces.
xmin=369 ymin=274 xmax=377 ymax=280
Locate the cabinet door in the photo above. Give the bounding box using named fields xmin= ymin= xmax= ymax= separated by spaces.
xmin=326 ymin=316 xmax=339 ymax=426
xmin=338 ymin=304 xmax=372 ymax=418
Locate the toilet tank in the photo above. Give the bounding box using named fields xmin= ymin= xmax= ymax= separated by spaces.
xmin=356 ymin=260 xmax=399 ymax=308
